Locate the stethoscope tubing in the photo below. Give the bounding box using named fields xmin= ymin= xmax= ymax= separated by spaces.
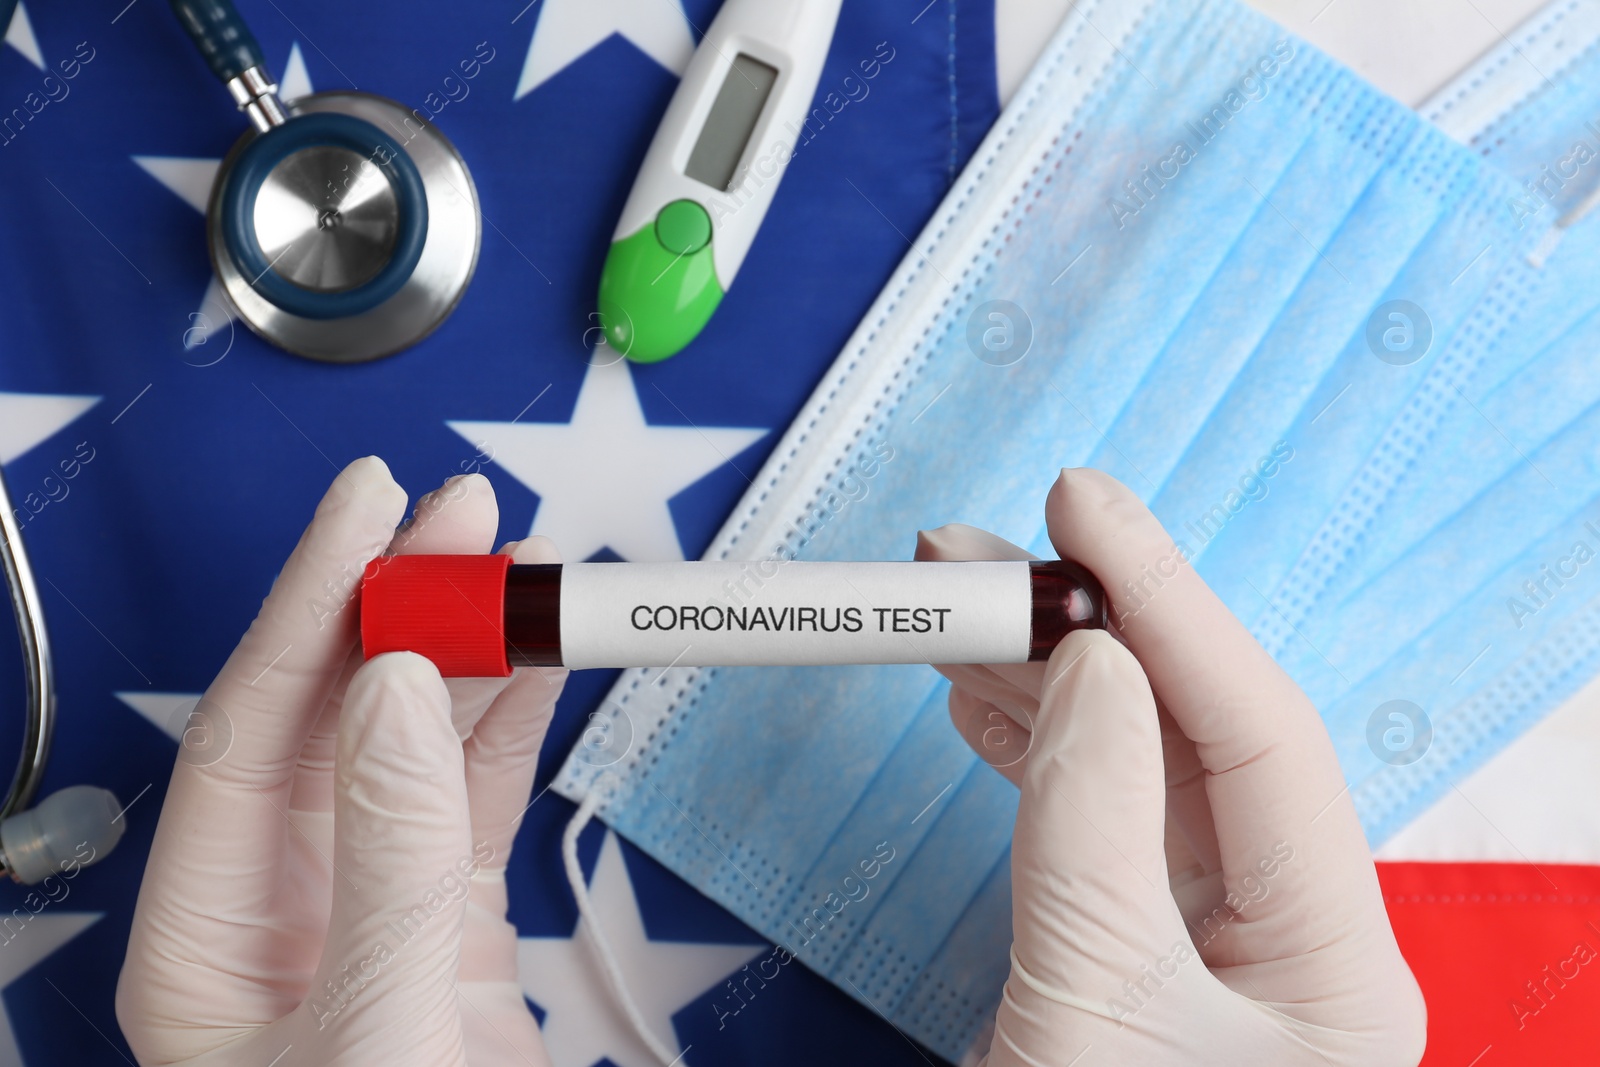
xmin=170 ymin=0 xmax=269 ymax=87
xmin=0 ymin=467 xmax=56 ymax=824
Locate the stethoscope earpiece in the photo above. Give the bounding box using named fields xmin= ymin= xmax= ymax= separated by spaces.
xmin=174 ymin=0 xmax=480 ymax=362
xmin=0 ymin=785 xmax=126 ymax=885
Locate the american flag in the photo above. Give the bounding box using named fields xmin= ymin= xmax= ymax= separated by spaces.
xmin=0 ymin=0 xmax=1594 ymax=1063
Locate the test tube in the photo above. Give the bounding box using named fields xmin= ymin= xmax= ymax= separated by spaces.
xmin=360 ymin=555 xmax=1107 ymax=676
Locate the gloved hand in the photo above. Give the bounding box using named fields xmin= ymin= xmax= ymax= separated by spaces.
xmin=118 ymin=457 xmax=565 ymax=1067
xmin=915 ymin=468 xmax=1426 ymax=1066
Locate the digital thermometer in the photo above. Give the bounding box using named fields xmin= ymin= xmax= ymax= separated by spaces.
xmin=596 ymin=0 xmax=844 ymax=363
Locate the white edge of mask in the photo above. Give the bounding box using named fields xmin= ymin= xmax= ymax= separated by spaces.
xmin=1420 ymin=0 xmax=1600 ymax=145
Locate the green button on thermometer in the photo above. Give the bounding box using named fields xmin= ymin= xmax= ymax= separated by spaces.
xmin=597 ymin=200 xmax=720 ymax=363
xmin=596 ymin=0 xmax=843 ymax=363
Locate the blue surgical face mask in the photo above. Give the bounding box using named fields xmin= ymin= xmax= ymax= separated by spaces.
xmin=1382 ymin=5 xmax=1600 ymax=583
xmin=1235 ymin=0 xmax=1600 ymax=842
xmin=1225 ymin=0 xmax=1600 ymax=652
xmin=551 ymin=0 xmax=1590 ymax=1060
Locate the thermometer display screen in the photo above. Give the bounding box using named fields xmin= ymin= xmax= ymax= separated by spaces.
xmin=684 ymin=53 xmax=779 ymax=192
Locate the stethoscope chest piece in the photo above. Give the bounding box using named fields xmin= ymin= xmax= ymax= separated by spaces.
xmin=208 ymin=92 xmax=480 ymax=363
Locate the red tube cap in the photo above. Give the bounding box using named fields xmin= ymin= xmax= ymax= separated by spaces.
xmin=360 ymin=554 xmax=513 ymax=677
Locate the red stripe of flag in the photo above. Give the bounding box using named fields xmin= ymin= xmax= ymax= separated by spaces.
xmin=1377 ymin=862 xmax=1600 ymax=1065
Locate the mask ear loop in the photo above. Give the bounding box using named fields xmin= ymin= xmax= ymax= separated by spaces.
xmin=1526 ymin=182 xmax=1600 ymax=268
xmin=560 ymin=773 xmax=685 ymax=1067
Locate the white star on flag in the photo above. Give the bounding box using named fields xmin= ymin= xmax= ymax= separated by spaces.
xmin=449 ymin=356 xmax=765 ymax=562
xmin=133 ymin=44 xmax=312 ymax=350
xmin=520 ymin=830 xmax=766 ymax=1067
xmin=514 ymin=0 xmax=695 ymax=100
xmin=0 ymin=913 xmax=104 ymax=1064
xmin=4 ymin=2 xmax=42 ymax=69
xmin=116 ymin=692 xmax=200 ymax=741
xmin=275 ymin=42 xmax=313 ymax=102
xmin=0 ymin=392 xmax=99 ymax=465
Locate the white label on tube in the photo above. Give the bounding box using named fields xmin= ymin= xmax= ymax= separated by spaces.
xmin=559 ymin=561 xmax=1031 ymax=669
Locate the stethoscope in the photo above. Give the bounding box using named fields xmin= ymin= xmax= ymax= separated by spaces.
xmin=0 ymin=0 xmax=124 ymax=866
xmin=170 ymin=0 xmax=482 ymax=363
xmin=0 ymin=468 xmax=125 ymax=885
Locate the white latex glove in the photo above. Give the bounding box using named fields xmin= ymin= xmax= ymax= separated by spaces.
xmin=915 ymin=468 xmax=1426 ymax=1066
xmin=118 ymin=457 xmax=566 ymax=1067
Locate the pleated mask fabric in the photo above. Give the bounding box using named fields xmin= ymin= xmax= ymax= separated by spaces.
xmin=1252 ymin=0 xmax=1600 ymax=844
